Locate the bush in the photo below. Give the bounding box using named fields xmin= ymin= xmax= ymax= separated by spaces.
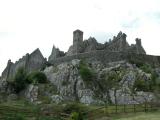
xmin=8 ymin=68 xmax=48 ymax=93
xmin=38 ymin=116 xmax=62 ymax=120
xmin=133 ymin=79 xmax=150 ymax=92
xmin=129 ymin=59 xmax=144 ymax=68
xmin=63 ymin=103 xmax=86 ymax=120
xmin=79 ymin=60 xmax=93 ymax=82
xmin=63 ymin=103 xmax=81 ymax=114
xmin=10 ymin=67 xmax=28 ymax=93
xmin=69 ymin=112 xmax=83 ymax=120
xmin=63 ymin=103 xmax=87 ymax=114
xmin=140 ymin=64 xmax=152 ymax=73
xmin=27 ymin=71 xmax=47 ymax=84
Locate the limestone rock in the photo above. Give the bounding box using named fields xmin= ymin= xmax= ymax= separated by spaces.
xmin=25 ymin=84 xmax=38 ymax=102
xmin=44 ymin=59 xmax=158 ymax=105
xmin=0 ymin=78 xmax=7 ymax=93
xmin=51 ymin=95 xmax=63 ymax=104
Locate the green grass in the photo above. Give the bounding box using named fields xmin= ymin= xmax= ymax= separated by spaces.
xmin=85 ymin=104 xmax=159 ymax=120
xmin=113 ymin=111 xmax=160 ymax=120
xmin=0 ymin=100 xmax=159 ymax=120
xmin=0 ymin=100 xmax=63 ymax=120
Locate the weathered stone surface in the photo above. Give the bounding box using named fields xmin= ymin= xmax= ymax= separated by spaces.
xmin=65 ymin=30 xmax=146 ymax=57
xmin=78 ymin=89 xmax=94 ymax=104
xmin=51 ymin=95 xmax=63 ymax=104
xmin=0 ymin=78 xmax=7 ymax=93
xmin=102 ymin=62 xmax=154 ymax=104
xmin=25 ymin=84 xmax=38 ymax=102
xmin=44 ymin=59 xmax=84 ymax=101
xmin=1 ymin=48 xmax=46 ymax=82
xmin=128 ymin=38 xmax=146 ymax=54
xmin=0 ymin=29 xmax=159 ymax=105
xmin=48 ymin=45 xmax=65 ymax=62
xmin=43 ymin=59 xmax=157 ymax=105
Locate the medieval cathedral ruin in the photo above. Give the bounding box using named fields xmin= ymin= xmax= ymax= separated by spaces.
xmin=1 ymin=30 xmax=160 ymax=81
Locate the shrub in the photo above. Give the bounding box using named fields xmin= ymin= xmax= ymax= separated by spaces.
xmin=63 ymin=103 xmax=87 ymax=114
xmin=9 ymin=68 xmax=48 ymax=93
xmin=63 ymin=103 xmax=86 ymax=120
xmin=69 ymin=112 xmax=83 ymax=120
xmin=133 ymin=79 xmax=150 ymax=92
xmin=140 ymin=64 xmax=152 ymax=73
xmin=27 ymin=71 xmax=47 ymax=84
xmin=10 ymin=67 xmax=28 ymax=93
xmin=38 ymin=116 xmax=62 ymax=120
xmin=79 ymin=60 xmax=93 ymax=82
xmin=63 ymin=103 xmax=81 ymax=114
xmin=129 ymin=59 xmax=144 ymax=68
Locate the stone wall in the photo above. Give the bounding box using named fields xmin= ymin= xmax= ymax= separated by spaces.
xmin=26 ymin=48 xmax=46 ymax=72
xmin=65 ymin=30 xmax=146 ymax=58
xmin=48 ymin=45 xmax=65 ymax=62
xmin=50 ymin=50 xmax=160 ymax=66
xmin=1 ymin=48 xmax=46 ymax=81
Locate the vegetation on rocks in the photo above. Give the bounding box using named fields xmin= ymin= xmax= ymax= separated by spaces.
xmin=79 ymin=60 xmax=94 ymax=82
xmin=98 ymin=69 xmax=125 ymax=104
xmin=8 ymin=68 xmax=48 ymax=93
xmin=132 ymin=63 xmax=160 ymax=93
xmin=8 ymin=67 xmax=28 ymax=93
xmin=27 ymin=71 xmax=47 ymax=84
xmin=63 ymin=102 xmax=87 ymax=120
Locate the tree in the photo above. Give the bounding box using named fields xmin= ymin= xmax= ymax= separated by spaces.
xmin=12 ymin=67 xmax=28 ymax=93
xmin=26 ymin=71 xmax=47 ymax=84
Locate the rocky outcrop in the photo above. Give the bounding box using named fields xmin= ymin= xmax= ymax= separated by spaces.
xmin=43 ymin=59 xmax=156 ymax=105
xmin=25 ymin=84 xmax=38 ymax=102
xmin=44 ymin=59 xmax=84 ymax=101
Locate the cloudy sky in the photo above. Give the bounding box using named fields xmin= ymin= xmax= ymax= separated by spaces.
xmin=0 ymin=0 xmax=160 ymax=74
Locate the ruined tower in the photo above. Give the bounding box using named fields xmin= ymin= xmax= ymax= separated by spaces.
xmin=136 ymin=38 xmax=142 ymax=46
xmin=119 ymin=33 xmax=128 ymax=51
xmin=73 ymin=29 xmax=83 ymax=54
xmin=135 ymin=38 xmax=146 ymax=54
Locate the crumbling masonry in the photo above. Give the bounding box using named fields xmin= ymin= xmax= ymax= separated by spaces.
xmin=1 ymin=30 xmax=160 ymax=81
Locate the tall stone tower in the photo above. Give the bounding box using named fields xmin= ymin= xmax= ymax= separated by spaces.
xmin=135 ymin=38 xmax=146 ymax=54
xmin=136 ymin=38 xmax=141 ymax=46
xmin=73 ymin=29 xmax=83 ymax=54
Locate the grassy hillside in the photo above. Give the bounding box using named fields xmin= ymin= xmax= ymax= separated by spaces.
xmin=113 ymin=112 xmax=160 ymax=120
xmin=0 ymin=100 xmax=159 ymax=120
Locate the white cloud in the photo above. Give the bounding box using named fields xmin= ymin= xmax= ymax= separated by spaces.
xmin=0 ymin=0 xmax=160 ymax=74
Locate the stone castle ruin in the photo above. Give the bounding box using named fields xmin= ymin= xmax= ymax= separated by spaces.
xmin=1 ymin=30 xmax=160 ymax=81
xmin=48 ymin=29 xmax=146 ymax=62
xmin=66 ymin=30 xmax=146 ymax=56
xmin=1 ymin=48 xmax=46 ymax=81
